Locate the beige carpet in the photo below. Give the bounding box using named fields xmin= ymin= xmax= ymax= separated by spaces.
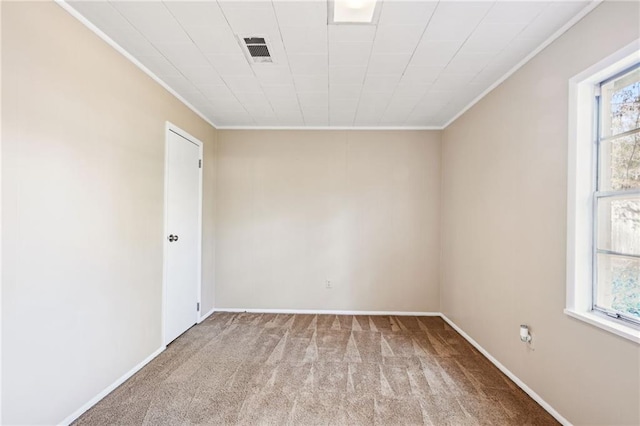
xmin=74 ymin=313 xmax=557 ymax=425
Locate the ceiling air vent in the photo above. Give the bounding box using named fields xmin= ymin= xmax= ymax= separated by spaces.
xmin=242 ymin=37 xmax=273 ymax=64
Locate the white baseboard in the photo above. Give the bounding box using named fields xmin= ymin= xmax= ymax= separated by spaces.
xmin=439 ymin=314 xmax=571 ymax=426
xmin=214 ymin=308 xmax=441 ymax=316
xmin=198 ymin=307 xmax=215 ymax=323
xmin=56 ymin=313 xmax=569 ymax=426
xmin=58 ymin=346 xmax=166 ymax=426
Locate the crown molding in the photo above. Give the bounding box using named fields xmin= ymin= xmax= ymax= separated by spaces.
xmin=215 ymin=125 xmax=444 ymax=131
xmin=442 ymin=0 xmax=603 ymax=129
xmin=55 ymin=0 xmax=219 ymax=130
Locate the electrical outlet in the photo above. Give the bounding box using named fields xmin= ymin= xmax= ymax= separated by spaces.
xmin=325 ymin=280 xmax=332 ymax=289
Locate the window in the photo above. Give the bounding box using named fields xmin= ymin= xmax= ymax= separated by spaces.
xmin=593 ymin=65 xmax=640 ymax=325
xmin=566 ymin=41 xmax=640 ymax=344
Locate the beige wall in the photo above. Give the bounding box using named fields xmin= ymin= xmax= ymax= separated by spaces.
xmin=215 ymin=130 xmax=441 ymax=312
xmin=441 ymin=2 xmax=640 ymax=425
xmin=1 ymin=2 xmax=216 ymax=424
xmin=4 ymin=0 xmax=639 ymax=424
xmin=201 ymin=130 xmax=217 ymax=315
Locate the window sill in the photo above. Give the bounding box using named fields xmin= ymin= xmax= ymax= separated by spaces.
xmin=564 ymin=309 xmax=640 ymax=344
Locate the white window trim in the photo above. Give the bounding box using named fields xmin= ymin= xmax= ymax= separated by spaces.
xmin=566 ymin=39 xmax=640 ymax=344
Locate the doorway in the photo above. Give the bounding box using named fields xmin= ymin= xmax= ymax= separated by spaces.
xmin=163 ymin=122 xmax=203 ymax=345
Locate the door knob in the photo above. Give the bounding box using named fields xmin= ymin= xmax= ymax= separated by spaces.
xmin=168 ymin=234 xmax=179 ymax=242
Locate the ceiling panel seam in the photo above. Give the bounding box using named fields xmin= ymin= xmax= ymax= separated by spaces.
xmin=57 ymin=0 xmax=605 ymax=130
xmin=160 ymin=0 xmax=252 ymax=125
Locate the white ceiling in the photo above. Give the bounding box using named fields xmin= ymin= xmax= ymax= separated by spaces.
xmin=67 ymin=0 xmax=593 ymax=128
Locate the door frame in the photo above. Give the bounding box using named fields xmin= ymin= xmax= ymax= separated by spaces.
xmin=162 ymin=121 xmax=203 ymax=346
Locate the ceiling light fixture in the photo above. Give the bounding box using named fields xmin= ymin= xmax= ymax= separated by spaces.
xmin=330 ymin=0 xmax=378 ymax=24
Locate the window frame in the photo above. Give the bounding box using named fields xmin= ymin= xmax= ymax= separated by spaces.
xmin=566 ymin=40 xmax=640 ymax=344
xmin=592 ymin=62 xmax=640 ymax=326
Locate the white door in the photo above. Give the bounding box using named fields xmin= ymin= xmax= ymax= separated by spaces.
xmin=164 ymin=128 xmax=201 ymax=345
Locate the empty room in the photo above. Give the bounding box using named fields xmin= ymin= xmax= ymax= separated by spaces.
xmin=1 ymin=0 xmax=639 ymax=425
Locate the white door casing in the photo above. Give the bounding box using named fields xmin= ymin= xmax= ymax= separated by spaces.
xmin=163 ymin=123 xmax=202 ymax=345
